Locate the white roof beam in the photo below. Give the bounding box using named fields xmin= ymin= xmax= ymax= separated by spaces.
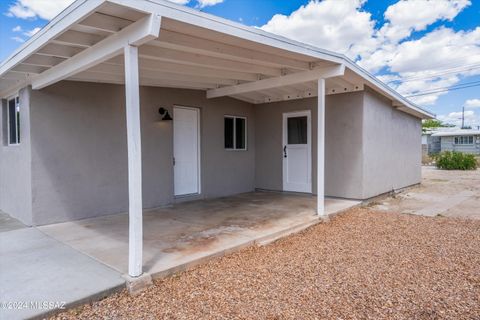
xmin=154 ymin=29 xmax=310 ymax=70
xmin=69 ymin=71 xmax=218 ymax=89
xmin=52 ymin=30 xmax=104 ymax=48
xmin=139 ymin=45 xmax=282 ymax=77
xmin=11 ymin=64 xmax=48 ymax=74
xmin=77 ymin=12 xmax=133 ymax=33
xmin=88 ymin=64 xmax=239 ymax=85
xmin=103 ymin=58 xmax=259 ymax=81
xmin=207 ymin=64 xmax=345 ymax=99
xmin=1 ymin=72 xmax=30 ymax=81
xmin=326 ymin=83 xmax=364 ymax=95
xmin=22 ymin=55 xmax=66 ymax=68
xmin=37 ymin=43 xmax=84 ymax=59
xmin=32 ymin=14 xmax=162 ymax=90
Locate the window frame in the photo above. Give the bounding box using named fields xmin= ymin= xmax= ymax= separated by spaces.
xmin=7 ymin=94 xmax=20 ymax=146
xmin=224 ymin=115 xmax=247 ymax=151
xmin=454 ymin=136 xmax=474 ymax=145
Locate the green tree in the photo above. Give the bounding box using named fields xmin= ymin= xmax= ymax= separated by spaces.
xmin=422 ymin=119 xmax=454 ymax=132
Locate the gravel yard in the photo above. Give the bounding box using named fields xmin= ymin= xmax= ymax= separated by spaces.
xmin=53 ymin=208 xmax=480 ymax=320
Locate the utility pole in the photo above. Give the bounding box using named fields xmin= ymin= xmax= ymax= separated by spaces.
xmin=461 ymin=106 xmax=465 ymax=129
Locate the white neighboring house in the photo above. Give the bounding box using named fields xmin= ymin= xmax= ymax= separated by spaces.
xmin=431 ymin=130 xmax=480 ymax=155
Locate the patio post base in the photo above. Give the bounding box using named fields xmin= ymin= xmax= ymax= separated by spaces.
xmin=123 ymin=272 xmax=153 ymax=295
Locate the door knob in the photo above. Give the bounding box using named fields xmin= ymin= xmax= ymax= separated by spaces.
xmin=283 ymin=146 xmax=287 ymax=158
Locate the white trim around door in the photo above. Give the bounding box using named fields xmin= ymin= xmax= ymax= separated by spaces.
xmin=173 ymin=106 xmax=201 ymax=197
xmin=282 ymin=110 xmax=312 ymax=193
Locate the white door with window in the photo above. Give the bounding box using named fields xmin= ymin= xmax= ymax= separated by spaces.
xmin=173 ymin=106 xmax=200 ymax=196
xmin=282 ymin=111 xmax=312 ymax=193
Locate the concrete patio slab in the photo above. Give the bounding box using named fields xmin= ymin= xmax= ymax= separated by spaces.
xmin=0 ymin=228 xmax=125 ymax=320
xmin=39 ymin=192 xmax=360 ymax=279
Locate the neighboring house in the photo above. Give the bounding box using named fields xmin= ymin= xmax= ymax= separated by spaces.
xmin=422 ymin=129 xmax=441 ymax=155
xmin=431 ymin=130 xmax=480 ymax=155
xmin=0 ymin=0 xmax=433 ymax=277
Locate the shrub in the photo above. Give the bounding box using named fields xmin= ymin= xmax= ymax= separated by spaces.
xmin=436 ymin=151 xmax=477 ymax=170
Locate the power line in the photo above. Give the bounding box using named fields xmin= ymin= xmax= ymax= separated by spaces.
xmin=387 ymin=63 xmax=480 ymax=83
xmin=405 ymin=81 xmax=480 ymax=97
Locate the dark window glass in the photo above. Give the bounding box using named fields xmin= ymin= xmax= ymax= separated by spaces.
xmin=16 ymin=97 xmax=20 ymax=144
xmin=8 ymin=98 xmax=17 ymax=145
xmin=235 ymin=117 xmax=246 ymax=149
xmin=224 ymin=117 xmax=234 ymax=149
xmin=288 ymin=116 xmax=307 ymax=144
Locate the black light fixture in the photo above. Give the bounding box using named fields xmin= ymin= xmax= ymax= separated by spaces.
xmin=158 ymin=107 xmax=173 ymax=121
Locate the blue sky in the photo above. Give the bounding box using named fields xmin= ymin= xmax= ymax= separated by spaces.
xmin=1 ymin=0 xmax=479 ymax=127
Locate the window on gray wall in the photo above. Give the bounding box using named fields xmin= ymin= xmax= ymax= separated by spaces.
xmin=7 ymin=96 xmax=20 ymax=145
xmin=454 ymin=136 xmax=473 ymax=145
xmin=224 ymin=116 xmax=247 ymax=150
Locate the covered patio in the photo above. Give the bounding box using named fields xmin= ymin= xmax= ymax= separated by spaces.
xmin=0 ymin=0 xmax=430 ymax=280
xmin=39 ymin=192 xmax=359 ymax=277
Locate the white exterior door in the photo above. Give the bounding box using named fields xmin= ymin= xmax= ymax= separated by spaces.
xmin=282 ymin=111 xmax=312 ymax=193
xmin=174 ymin=106 xmax=200 ymax=196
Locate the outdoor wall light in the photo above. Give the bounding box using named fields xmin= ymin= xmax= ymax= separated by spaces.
xmin=158 ymin=107 xmax=173 ymax=121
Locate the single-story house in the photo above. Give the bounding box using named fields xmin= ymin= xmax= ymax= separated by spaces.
xmin=0 ymin=0 xmax=434 ymax=277
xmin=431 ymin=130 xmax=480 ymax=155
xmin=422 ymin=129 xmax=441 ymax=155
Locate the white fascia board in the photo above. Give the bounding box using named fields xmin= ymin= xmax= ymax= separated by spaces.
xmin=0 ymin=0 xmax=105 ymax=77
xmin=32 ymin=14 xmax=162 ymax=90
xmin=207 ymin=64 xmax=345 ymax=99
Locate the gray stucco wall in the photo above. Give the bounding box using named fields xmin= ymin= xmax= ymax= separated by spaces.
xmin=255 ymin=89 xmax=422 ymax=200
xmin=29 ymin=81 xmax=255 ymax=225
xmin=440 ymin=136 xmax=480 ymax=154
xmin=0 ymin=87 xmax=33 ymax=225
xmin=362 ymin=89 xmax=422 ymax=198
xmin=254 ymin=91 xmax=365 ymax=198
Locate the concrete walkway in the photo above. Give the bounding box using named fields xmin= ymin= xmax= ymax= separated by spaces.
xmin=0 ymin=228 xmax=125 ymax=320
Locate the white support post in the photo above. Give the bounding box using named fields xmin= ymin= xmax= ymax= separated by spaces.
xmin=125 ymin=45 xmax=143 ymax=277
xmin=317 ymin=78 xmax=325 ymax=216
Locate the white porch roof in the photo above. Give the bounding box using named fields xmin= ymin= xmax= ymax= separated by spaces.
xmin=432 ymin=130 xmax=480 ymax=137
xmin=0 ymin=0 xmax=434 ymax=119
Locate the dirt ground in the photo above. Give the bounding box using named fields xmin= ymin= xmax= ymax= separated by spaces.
xmin=53 ymin=173 xmax=480 ymax=320
xmin=372 ymin=167 xmax=480 ymax=219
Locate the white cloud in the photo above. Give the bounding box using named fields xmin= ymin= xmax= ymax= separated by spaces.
xmin=23 ymin=27 xmax=41 ymax=37
xmin=260 ymin=0 xmax=377 ymax=60
xmin=197 ymin=0 xmax=224 ymax=8
xmin=465 ymin=99 xmax=480 ymax=109
xmin=374 ymin=26 xmax=480 ymax=105
xmin=12 ymin=25 xmax=22 ymax=32
xmin=7 ymin=0 xmax=75 ymax=20
xmin=11 ymin=36 xmax=25 ymax=43
xmin=438 ymin=110 xmax=480 ymax=128
xmin=259 ymin=0 xmax=477 ymax=107
xmin=379 ymin=0 xmax=470 ymax=43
